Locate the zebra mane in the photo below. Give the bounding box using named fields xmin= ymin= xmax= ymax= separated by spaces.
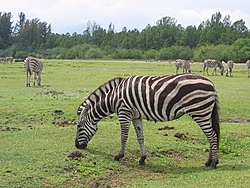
xmin=77 ymin=77 xmax=124 ymax=115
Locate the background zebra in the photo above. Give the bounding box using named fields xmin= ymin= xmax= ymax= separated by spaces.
xmin=75 ymin=74 xmax=220 ymax=169
xmin=203 ymin=59 xmax=224 ymax=76
xmin=24 ymin=57 xmax=43 ymax=87
xmin=225 ymin=60 xmax=234 ymax=77
xmin=246 ymin=60 xmax=250 ymax=78
xmin=175 ymin=59 xmax=191 ymax=74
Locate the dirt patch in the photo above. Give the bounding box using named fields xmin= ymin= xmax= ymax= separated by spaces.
xmin=225 ymin=118 xmax=250 ymax=123
xmin=174 ymin=132 xmax=187 ymax=140
xmin=158 ymin=125 xmax=174 ymax=130
xmin=151 ymin=149 xmax=187 ymax=161
xmin=54 ymin=110 xmax=64 ymax=115
xmin=52 ymin=120 xmax=76 ymax=126
xmin=68 ymin=151 xmax=85 ymax=160
xmin=0 ymin=126 xmax=21 ymax=131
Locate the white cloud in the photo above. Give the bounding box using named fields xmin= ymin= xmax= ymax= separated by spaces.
xmin=0 ymin=0 xmax=249 ymax=33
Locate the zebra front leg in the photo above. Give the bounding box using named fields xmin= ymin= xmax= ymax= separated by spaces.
xmin=114 ymin=121 xmax=130 ymax=161
xmin=132 ymin=119 xmax=147 ymax=165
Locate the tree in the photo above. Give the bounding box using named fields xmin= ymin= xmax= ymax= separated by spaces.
xmin=0 ymin=12 xmax=13 ymax=49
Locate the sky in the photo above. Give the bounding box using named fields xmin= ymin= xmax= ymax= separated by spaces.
xmin=1 ymin=0 xmax=250 ymax=34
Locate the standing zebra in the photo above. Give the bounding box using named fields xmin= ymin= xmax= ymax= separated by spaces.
xmin=24 ymin=57 xmax=43 ymax=87
xmin=175 ymin=59 xmax=191 ymax=74
xmin=246 ymin=60 xmax=250 ymax=78
xmin=225 ymin=60 xmax=234 ymax=77
xmin=75 ymin=74 xmax=220 ymax=169
xmin=203 ymin=59 xmax=224 ymax=76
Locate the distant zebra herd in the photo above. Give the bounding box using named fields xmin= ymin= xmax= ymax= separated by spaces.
xmin=0 ymin=56 xmax=13 ymax=64
xmin=175 ymin=58 xmax=250 ymax=78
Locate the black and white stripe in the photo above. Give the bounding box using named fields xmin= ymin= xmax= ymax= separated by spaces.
xmin=175 ymin=59 xmax=191 ymax=74
xmin=246 ymin=60 xmax=250 ymax=78
xmin=24 ymin=57 xmax=43 ymax=87
xmin=225 ymin=60 xmax=234 ymax=77
xmin=203 ymin=59 xmax=224 ymax=76
xmin=75 ymin=74 xmax=220 ymax=169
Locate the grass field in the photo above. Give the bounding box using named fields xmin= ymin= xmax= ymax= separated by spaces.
xmin=0 ymin=60 xmax=250 ymax=187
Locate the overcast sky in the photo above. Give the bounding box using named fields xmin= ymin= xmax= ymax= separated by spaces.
xmin=1 ymin=0 xmax=250 ymax=34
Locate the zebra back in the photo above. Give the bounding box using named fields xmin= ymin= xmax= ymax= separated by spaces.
xmin=25 ymin=57 xmax=43 ymax=73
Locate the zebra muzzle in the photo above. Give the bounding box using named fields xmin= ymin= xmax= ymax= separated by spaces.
xmin=75 ymin=139 xmax=88 ymax=149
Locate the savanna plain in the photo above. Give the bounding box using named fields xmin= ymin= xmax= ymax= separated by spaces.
xmin=0 ymin=60 xmax=249 ymax=188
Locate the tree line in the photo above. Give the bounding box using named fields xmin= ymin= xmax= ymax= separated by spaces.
xmin=1 ymin=11 xmax=250 ymax=62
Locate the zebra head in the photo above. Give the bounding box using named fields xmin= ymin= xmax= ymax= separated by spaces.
xmin=75 ymin=103 xmax=98 ymax=149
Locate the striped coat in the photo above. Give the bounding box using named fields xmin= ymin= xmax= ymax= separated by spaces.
xmin=246 ymin=60 xmax=250 ymax=78
xmin=24 ymin=57 xmax=43 ymax=87
xmin=76 ymin=74 xmax=220 ymax=169
xmin=225 ymin=60 xmax=234 ymax=77
xmin=175 ymin=59 xmax=191 ymax=74
xmin=203 ymin=59 xmax=224 ymax=76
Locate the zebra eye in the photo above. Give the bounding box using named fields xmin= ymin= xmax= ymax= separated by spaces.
xmin=77 ymin=124 xmax=82 ymax=128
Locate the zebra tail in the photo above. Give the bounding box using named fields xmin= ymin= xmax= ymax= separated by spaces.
xmin=212 ymin=95 xmax=220 ymax=149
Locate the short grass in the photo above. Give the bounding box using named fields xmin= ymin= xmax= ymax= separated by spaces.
xmin=0 ymin=60 xmax=249 ymax=187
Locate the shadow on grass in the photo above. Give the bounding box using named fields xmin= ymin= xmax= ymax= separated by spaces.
xmin=83 ymin=147 xmax=250 ymax=174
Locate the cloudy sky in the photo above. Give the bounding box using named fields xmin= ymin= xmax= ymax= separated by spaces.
xmin=1 ymin=0 xmax=250 ymax=34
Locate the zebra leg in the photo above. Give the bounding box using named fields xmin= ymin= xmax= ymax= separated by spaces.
xmin=37 ymin=72 xmax=42 ymax=86
xmin=176 ymin=67 xmax=179 ymax=74
xmin=132 ymin=119 xmax=147 ymax=165
xmin=204 ymin=131 xmax=219 ymax=169
xmin=26 ymin=72 xmax=30 ymax=87
xmin=33 ymin=73 xmax=36 ymax=86
xmin=193 ymin=117 xmax=219 ymax=169
xmin=114 ymin=119 xmax=130 ymax=161
xmin=206 ymin=68 xmax=209 ymax=76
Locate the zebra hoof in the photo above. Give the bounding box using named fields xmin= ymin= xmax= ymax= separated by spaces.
xmin=114 ymin=154 xmax=124 ymax=161
xmin=205 ymin=159 xmax=212 ymax=167
xmin=139 ymin=156 xmax=146 ymax=165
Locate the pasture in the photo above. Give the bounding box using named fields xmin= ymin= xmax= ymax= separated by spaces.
xmin=0 ymin=60 xmax=249 ymax=187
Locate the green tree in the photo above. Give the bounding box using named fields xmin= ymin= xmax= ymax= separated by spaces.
xmin=0 ymin=12 xmax=13 ymax=49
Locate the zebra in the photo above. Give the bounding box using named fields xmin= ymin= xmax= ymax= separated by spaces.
xmin=24 ymin=57 xmax=43 ymax=87
xmin=75 ymin=74 xmax=220 ymax=169
xmin=203 ymin=59 xmax=224 ymax=76
xmin=175 ymin=59 xmax=191 ymax=74
xmin=4 ymin=56 xmax=13 ymax=64
xmin=225 ymin=60 xmax=234 ymax=77
xmin=246 ymin=60 xmax=250 ymax=78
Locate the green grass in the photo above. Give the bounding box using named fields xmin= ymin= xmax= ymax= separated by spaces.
xmin=0 ymin=60 xmax=250 ymax=187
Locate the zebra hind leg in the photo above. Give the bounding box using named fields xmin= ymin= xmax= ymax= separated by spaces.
xmin=193 ymin=117 xmax=219 ymax=169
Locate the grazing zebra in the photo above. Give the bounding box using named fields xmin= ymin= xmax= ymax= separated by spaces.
xmin=24 ymin=57 xmax=43 ymax=87
xmin=175 ymin=59 xmax=191 ymax=74
xmin=75 ymin=74 xmax=220 ymax=169
xmin=246 ymin=60 xmax=250 ymax=78
xmin=203 ymin=59 xmax=224 ymax=76
xmin=225 ymin=60 xmax=234 ymax=77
